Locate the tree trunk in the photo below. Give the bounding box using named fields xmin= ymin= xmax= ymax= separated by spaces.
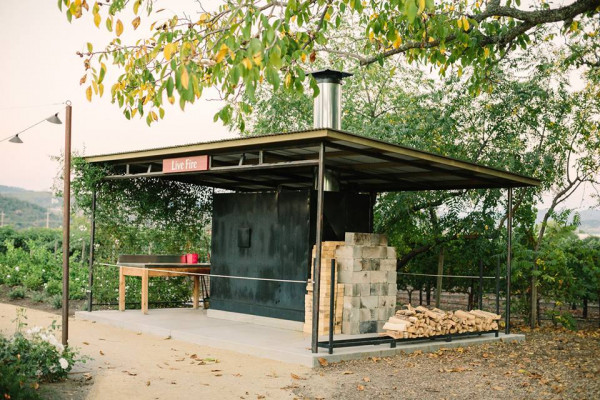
xmin=583 ymin=297 xmax=588 ymax=319
xmin=419 ymin=287 xmax=423 ymax=306
xmin=426 ymin=283 xmax=431 ymax=306
xmin=531 ymin=254 xmax=538 ymax=329
xmin=468 ymin=283 xmax=474 ymax=311
xmin=435 ymin=248 xmax=445 ymax=308
xmin=407 ymin=289 xmax=413 ymax=305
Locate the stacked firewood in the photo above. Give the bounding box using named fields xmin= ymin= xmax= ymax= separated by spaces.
xmin=381 ymin=305 xmax=501 ymax=339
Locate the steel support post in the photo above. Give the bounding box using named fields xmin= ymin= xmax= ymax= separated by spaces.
xmin=87 ymin=188 xmax=96 ymax=312
xmin=506 ymin=188 xmax=513 ymax=335
xmin=328 ymin=258 xmax=335 ymax=354
xmin=311 ymin=142 xmax=326 ymax=353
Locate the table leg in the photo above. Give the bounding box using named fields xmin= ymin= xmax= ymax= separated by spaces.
xmin=193 ymin=275 xmax=199 ymax=309
xmin=119 ymin=267 xmax=125 ymax=311
xmin=141 ymin=269 xmax=149 ymax=314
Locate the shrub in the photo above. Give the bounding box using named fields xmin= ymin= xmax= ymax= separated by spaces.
xmin=23 ymin=273 xmax=44 ymax=291
xmin=50 ymin=295 xmax=62 ymax=310
xmin=45 ymin=280 xmax=62 ymax=296
xmin=8 ymin=286 xmax=25 ymax=300
xmin=0 ymin=309 xmax=85 ymax=400
xmin=31 ymin=292 xmax=45 ymax=303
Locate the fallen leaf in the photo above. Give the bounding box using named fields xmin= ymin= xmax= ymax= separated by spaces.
xmin=492 ymin=386 xmax=505 ymax=391
xmin=211 ymin=369 xmax=222 ymax=373
xmin=363 ymin=377 xmax=370 ymax=382
xmin=290 ymin=373 xmax=306 ymax=380
xmin=233 ymin=373 xmax=242 ymax=377
xmin=82 ymin=341 xmax=89 ymax=345
xmin=146 ymin=381 xmax=151 ymax=386
xmin=83 ymin=373 xmax=92 ymax=381
xmin=342 ymin=370 xmax=354 ymax=375
xmin=357 ymin=384 xmax=365 ymax=391
xmin=318 ymin=358 xmax=328 ymax=367
xmin=170 ymin=381 xmax=176 ymax=385
xmin=99 ymin=350 xmax=104 ymax=356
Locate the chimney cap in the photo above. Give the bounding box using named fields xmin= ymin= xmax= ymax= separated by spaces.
xmin=309 ymin=69 xmax=353 ymax=84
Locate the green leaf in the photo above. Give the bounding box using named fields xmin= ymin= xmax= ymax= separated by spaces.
xmin=406 ymin=0 xmax=418 ymax=24
xmin=166 ymin=76 xmax=174 ymax=97
xmin=87 ymin=42 xmax=93 ymax=53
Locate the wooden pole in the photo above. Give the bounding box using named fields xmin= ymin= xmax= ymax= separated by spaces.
xmin=311 ymin=142 xmax=326 ymax=353
xmin=62 ymin=102 xmax=72 ymax=346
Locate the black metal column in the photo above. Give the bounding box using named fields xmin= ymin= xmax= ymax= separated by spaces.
xmin=311 ymin=142 xmax=326 ymax=353
xmin=87 ymin=188 xmax=96 ymax=312
xmin=495 ymin=256 xmax=500 ymax=316
xmin=506 ymin=188 xmax=513 ymax=335
xmin=328 ymin=258 xmax=335 ymax=354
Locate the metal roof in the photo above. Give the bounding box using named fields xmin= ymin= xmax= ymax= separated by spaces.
xmin=85 ymin=129 xmax=540 ymax=192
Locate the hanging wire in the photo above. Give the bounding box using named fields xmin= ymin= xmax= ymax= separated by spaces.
xmin=0 ymin=101 xmax=65 ymax=111
xmin=0 ymin=112 xmax=62 ymax=143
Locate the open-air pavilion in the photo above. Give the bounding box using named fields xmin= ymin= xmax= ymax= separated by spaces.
xmin=79 ymin=126 xmax=539 ymax=361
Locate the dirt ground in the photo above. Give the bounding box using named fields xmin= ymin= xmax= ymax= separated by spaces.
xmin=293 ymin=328 xmax=600 ymax=400
xmin=0 ymin=303 xmax=308 ymax=400
xmin=1 ymin=302 xmax=599 ymax=400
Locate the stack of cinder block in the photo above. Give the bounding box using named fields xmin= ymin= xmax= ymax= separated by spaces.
xmin=336 ymin=233 xmax=397 ymax=334
xmin=303 ymin=241 xmax=345 ymax=335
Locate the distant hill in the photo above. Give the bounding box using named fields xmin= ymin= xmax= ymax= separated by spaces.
xmin=0 ymin=186 xmax=62 ymax=229
xmin=0 ymin=185 xmax=61 ymax=211
xmin=536 ymin=208 xmax=600 ymax=236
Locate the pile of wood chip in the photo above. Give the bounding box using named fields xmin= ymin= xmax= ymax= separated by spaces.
xmin=381 ymin=305 xmax=501 ymax=339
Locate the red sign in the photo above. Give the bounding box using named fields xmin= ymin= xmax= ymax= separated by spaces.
xmin=163 ymin=155 xmax=209 ymax=174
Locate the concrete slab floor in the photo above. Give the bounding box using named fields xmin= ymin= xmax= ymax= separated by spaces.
xmin=75 ymin=308 xmax=525 ymax=368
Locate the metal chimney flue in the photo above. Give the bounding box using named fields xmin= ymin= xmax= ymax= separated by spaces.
xmin=310 ymin=69 xmax=353 ymax=130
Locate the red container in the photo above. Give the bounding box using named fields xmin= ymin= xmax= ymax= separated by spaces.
xmin=186 ymin=253 xmax=199 ymax=264
xmin=180 ymin=255 xmax=187 ymax=264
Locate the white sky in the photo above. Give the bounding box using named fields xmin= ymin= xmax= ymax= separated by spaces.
xmin=0 ymin=0 xmax=231 ymax=191
xmin=0 ymin=0 xmax=597 ymax=210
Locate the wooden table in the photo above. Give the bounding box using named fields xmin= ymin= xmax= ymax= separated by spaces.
xmin=118 ymin=263 xmax=210 ymax=314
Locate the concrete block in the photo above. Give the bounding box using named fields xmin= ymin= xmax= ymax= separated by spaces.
xmin=388 ymin=284 xmax=398 ymax=297
xmin=346 ymin=232 xmax=388 ymax=246
xmin=351 ymin=271 xmax=370 ymax=284
xmin=336 ymin=245 xmax=363 ymax=259
xmin=344 ymin=284 xmax=361 ymax=297
xmin=370 ymin=309 xmax=378 ymax=320
xmin=348 ymin=308 xmax=360 ymax=326
xmin=376 ymin=321 xmax=386 ymax=332
xmin=359 ymin=309 xmax=371 ymax=322
xmin=360 ymin=296 xmax=379 ymax=309
xmin=350 ymin=296 xmax=361 ymax=308
xmin=386 ymin=247 xmax=397 ymax=259
xmin=337 ymin=258 xmax=354 ymax=272
xmin=359 ymin=321 xmax=378 ymax=334
xmin=379 ymin=296 xmax=396 ymax=308
xmin=362 ymin=246 xmax=387 ymax=259
xmin=386 ymin=271 xmax=397 ymax=282
xmin=337 ymin=270 xmax=353 ymax=284
xmin=359 ymin=283 xmax=371 ymax=297
xmin=380 ymin=259 xmax=396 ymax=272
xmin=370 ymin=270 xmax=387 ymax=283
xmin=345 ymin=232 xmax=369 ymax=245
xmin=362 ymin=259 xmax=380 ymax=271
xmin=380 ymin=283 xmax=389 ymax=296
xmin=342 ymin=321 xmax=351 ymax=334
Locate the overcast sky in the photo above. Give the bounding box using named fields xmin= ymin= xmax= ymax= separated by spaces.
xmin=0 ymin=1 xmax=597 ymax=210
xmin=0 ymin=0 xmax=232 ymax=191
